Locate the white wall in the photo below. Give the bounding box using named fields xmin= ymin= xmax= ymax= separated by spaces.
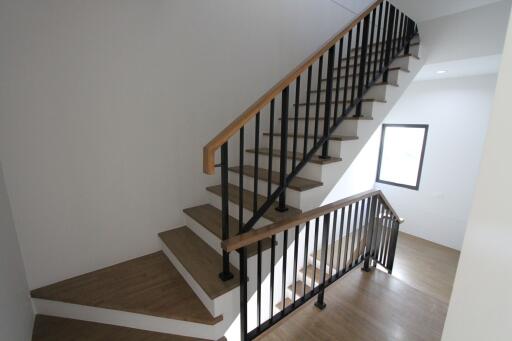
xmin=419 ymin=0 xmax=512 ymax=64
xmin=0 ymin=162 xmax=34 ymax=341
xmin=375 ymin=75 xmax=497 ymax=250
xmin=442 ymin=7 xmax=512 ymax=340
xmin=0 ymin=0 xmax=372 ymax=289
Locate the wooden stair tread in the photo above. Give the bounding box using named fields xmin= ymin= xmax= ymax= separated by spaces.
xmin=206 ymin=184 xmax=302 ymax=223
xmin=159 ymin=226 xmax=240 ymax=300
xmin=32 ymin=315 xmax=210 ymax=341
xmin=288 ymin=281 xmax=312 ymax=298
xmin=264 ymin=132 xmax=359 ymax=142
xmin=246 ymin=148 xmax=342 ymax=165
xmin=30 ymin=252 xmax=221 ymax=325
xmin=229 ymin=166 xmax=323 ymax=192
xmin=183 ymin=204 xmax=272 ymax=257
xmin=275 ymin=297 xmax=293 ymax=311
xmin=300 ymin=264 xmax=331 ymax=283
xmin=296 ymin=98 xmax=386 ymax=107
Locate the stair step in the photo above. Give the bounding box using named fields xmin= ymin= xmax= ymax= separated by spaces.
xmin=159 ymin=226 xmax=240 ymax=300
xmin=282 ymin=115 xmax=373 ymax=121
xmin=335 ymin=53 xmax=420 ymax=71
xmin=229 ymin=166 xmax=323 ymax=192
xmin=346 ymin=41 xmax=420 ymax=56
xmin=30 ymin=252 xmax=221 ymax=325
xmin=32 ymin=315 xmax=211 ymax=341
xmin=183 ymin=204 xmax=273 ymax=257
xmin=313 ymin=231 xmax=364 ymax=269
xmin=300 ymin=264 xmax=331 ymax=283
xmin=206 ymin=184 xmax=302 ymax=223
xmin=263 ymin=133 xmax=359 ymax=142
xmin=310 ymin=82 xmax=397 ymax=93
xmin=322 ymin=66 xmax=409 ymax=82
xmin=288 ymin=281 xmax=312 ymax=298
xmin=275 ymin=297 xmax=293 ymax=311
xmin=246 ymin=148 xmax=342 ymax=165
xmin=296 ymin=98 xmax=386 ymax=107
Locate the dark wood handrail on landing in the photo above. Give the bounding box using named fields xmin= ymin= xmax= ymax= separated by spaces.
xmin=221 ymin=189 xmax=401 ymax=252
xmin=203 ymin=0 xmax=385 ymax=175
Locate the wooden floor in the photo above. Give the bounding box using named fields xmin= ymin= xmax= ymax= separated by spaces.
xmin=257 ymin=232 xmax=460 ymax=341
xmin=32 ymin=315 xmax=210 ymax=341
xmin=31 ymin=252 xmax=221 ymax=325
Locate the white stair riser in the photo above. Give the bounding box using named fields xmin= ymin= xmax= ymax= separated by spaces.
xmin=294 ymin=100 xmax=375 ymax=117
xmin=160 ymin=240 xmax=240 ymax=319
xmin=262 ymin=135 xmax=345 ymax=158
xmin=285 ymin=118 xmax=360 ymax=138
xmin=207 ymin=191 xmax=273 ymax=228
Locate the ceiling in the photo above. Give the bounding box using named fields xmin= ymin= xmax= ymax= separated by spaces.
xmin=390 ymin=0 xmax=505 ymax=22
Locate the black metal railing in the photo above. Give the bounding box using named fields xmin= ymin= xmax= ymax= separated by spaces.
xmin=213 ymin=0 xmax=417 ymax=282
xmin=222 ymin=190 xmax=402 ymax=340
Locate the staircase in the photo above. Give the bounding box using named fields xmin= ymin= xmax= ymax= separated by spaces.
xmin=31 ymin=1 xmax=422 ymax=340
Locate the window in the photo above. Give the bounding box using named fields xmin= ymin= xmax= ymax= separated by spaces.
xmin=376 ymin=124 xmax=428 ymax=190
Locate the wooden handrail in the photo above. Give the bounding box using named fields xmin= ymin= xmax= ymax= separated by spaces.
xmin=203 ymin=0 xmax=385 ymax=174
xmin=221 ymin=189 xmax=401 ymax=252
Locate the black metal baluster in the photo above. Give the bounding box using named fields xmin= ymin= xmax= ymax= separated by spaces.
xmin=329 ymin=210 xmax=338 ymax=279
xmin=343 ymin=204 xmax=352 ymax=271
xmin=350 ymin=202 xmax=359 ymax=267
xmin=256 ymin=240 xmax=262 ymax=329
xmin=314 ymin=57 xmax=323 ymax=145
xmin=240 ymin=247 xmax=248 ymax=340
xmin=268 ymin=101 xmax=275 ymax=198
xmin=269 ymin=234 xmax=276 ymax=319
xmin=383 ymin=212 xmax=393 ymax=267
xmin=277 ymin=88 xmax=289 ymax=212
xmin=292 ymin=225 xmax=300 ymax=303
xmin=386 ymin=219 xmax=400 ymax=274
xmin=356 ymin=199 xmax=365 ymax=261
xmin=363 ymin=195 xmax=378 ymax=272
xmin=342 ymin=30 xmax=353 ymax=115
xmin=312 ymin=217 xmax=320 ymax=286
xmin=383 ymin=4 xmax=395 ymax=83
xmin=219 ymin=142 xmax=234 ymax=281
xmin=334 ymin=39 xmax=344 ymax=122
xmin=315 ymin=213 xmax=330 ymax=310
xmin=404 ymin=18 xmax=412 ymax=55
xmin=392 ymin=6 xmax=400 ymax=58
xmin=398 ymin=13 xmax=405 ymax=53
xmin=253 ymin=113 xmax=260 ymax=214
xmin=373 ymin=3 xmax=383 ymax=80
xmin=367 ymin=9 xmax=377 ymax=85
xmin=302 ymin=221 xmax=310 ymax=299
xmin=303 ymin=66 xmax=313 ymax=157
xmin=379 ymin=2 xmax=390 ymax=75
xmin=356 ymin=17 xmax=370 ymax=117
xmin=362 ymin=197 xmax=372 ymax=262
xmin=239 ymin=129 xmax=244 ymax=235
xmin=336 ymin=207 xmax=346 ymax=274
xmin=350 ymin=23 xmax=361 ymax=107
xmin=281 ymin=230 xmax=288 ymax=312
xmin=321 ymin=46 xmax=335 ymax=159
xmin=374 ymin=200 xmax=384 ymax=262
xmin=292 ymin=77 xmax=301 ymax=169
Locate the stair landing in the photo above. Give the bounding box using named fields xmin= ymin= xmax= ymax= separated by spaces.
xmin=31 ymin=252 xmax=222 ymax=325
